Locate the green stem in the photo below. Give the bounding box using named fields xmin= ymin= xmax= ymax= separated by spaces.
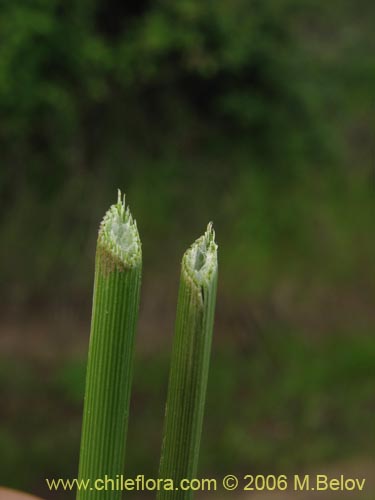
xmin=157 ymin=224 xmax=218 ymax=500
xmin=77 ymin=191 xmax=142 ymax=500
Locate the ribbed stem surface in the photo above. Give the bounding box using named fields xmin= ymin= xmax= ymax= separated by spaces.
xmin=77 ymin=192 xmax=142 ymax=500
xmin=158 ymin=224 xmax=218 ymax=500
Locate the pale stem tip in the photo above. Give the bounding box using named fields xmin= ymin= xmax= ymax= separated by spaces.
xmin=98 ymin=190 xmax=141 ymax=267
xmin=184 ymin=223 xmax=218 ymax=286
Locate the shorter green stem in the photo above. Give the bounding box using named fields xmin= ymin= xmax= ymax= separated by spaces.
xmin=158 ymin=224 xmax=218 ymax=500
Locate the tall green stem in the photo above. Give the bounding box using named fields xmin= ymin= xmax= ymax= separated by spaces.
xmin=77 ymin=191 xmax=142 ymax=499
xmin=157 ymin=224 xmax=218 ymax=500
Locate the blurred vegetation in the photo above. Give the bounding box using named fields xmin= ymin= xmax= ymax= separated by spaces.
xmin=0 ymin=0 xmax=374 ymax=497
xmin=0 ymin=333 xmax=374 ymax=497
xmin=0 ymin=0 xmax=374 ymax=303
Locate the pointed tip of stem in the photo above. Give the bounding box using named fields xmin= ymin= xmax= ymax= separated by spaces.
xmin=183 ymin=223 xmax=218 ymax=288
xmin=98 ymin=190 xmax=141 ymax=268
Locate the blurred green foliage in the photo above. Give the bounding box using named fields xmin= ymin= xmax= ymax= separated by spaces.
xmin=0 ymin=2 xmax=374 ymax=493
xmin=1 ymin=333 xmax=374 ymax=495
xmin=0 ymin=0 xmax=374 ymax=302
xmin=1 ymin=0 xmax=373 ymax=163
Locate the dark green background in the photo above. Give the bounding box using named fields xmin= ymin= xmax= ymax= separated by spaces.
xmin=0 ymin=0 xmax=374 ymax=498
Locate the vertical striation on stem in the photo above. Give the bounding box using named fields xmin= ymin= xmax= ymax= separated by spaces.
xmin=77 ymin=191 xmax=142 ymax=500
xmin=157 ymin=224 xmax=218 ymax=500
